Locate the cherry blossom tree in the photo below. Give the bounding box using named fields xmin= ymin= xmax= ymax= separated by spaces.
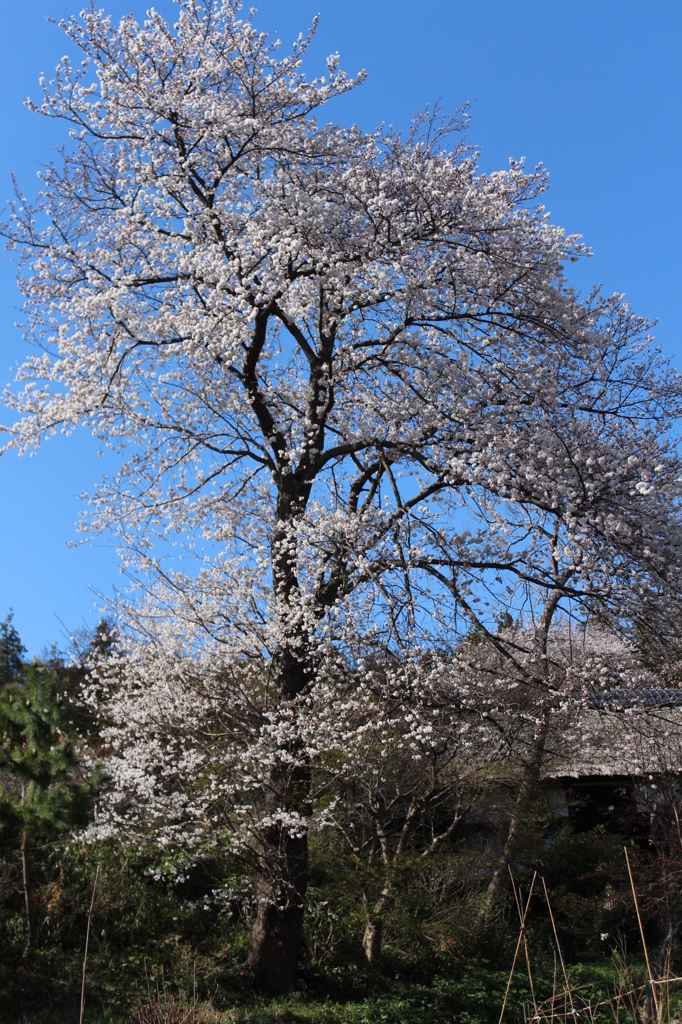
xmin=314 ymin=654 xmax=499 ymax=962
xmin=3 ymin=0 xmax=682 ymax=988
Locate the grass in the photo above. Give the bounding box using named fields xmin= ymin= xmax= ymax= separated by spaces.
xmin=3 ymin=826 xmax=679 ymax=1024
xmin=8 ymin=921 xmax=681 ymax=1024
xmin=75 ymin=953 xmax=669 ymax=1024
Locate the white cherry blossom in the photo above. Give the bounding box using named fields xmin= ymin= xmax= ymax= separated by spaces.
xmin=3 ymin=0 xmax=682 ymax=988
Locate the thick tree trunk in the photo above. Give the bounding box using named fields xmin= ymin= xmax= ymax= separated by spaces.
xmin=247 ymin=641 xmax=311 ymax=991
xmin=21 ymin=832 xmax=34 ymax=959
xmin=247 ymin=828 xmax=309 ymax=990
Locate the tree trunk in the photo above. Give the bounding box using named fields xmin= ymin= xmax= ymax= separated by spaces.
xmin=362 ymin=886 xmax=389 ymax=964
xmin=362 ymin=919 xmax=383 ymax=962
xmin=247 ymin=828 xmax=309 ymax=991
xmin=484 ymin=719 xmax=548 ymax=915
xmin=642 ymin=911 xmax=679 ymax=1022
xmin=21 ymin=832 xmax=34 ymax=959
xmin=360 ymin=799 xmax=418 ymax=963
xmin=247 ymin=642 xmax=311 ymax=990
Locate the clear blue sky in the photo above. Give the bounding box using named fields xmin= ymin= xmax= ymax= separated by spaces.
xmin=1 ymin=0 xmax=680 ymax=656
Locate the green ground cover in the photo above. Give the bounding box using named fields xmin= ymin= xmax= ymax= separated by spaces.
xmin=0 ymin=833 xmax=671 ymax=1024
xmin=0 ymin=622 xmax=677 ymax=1023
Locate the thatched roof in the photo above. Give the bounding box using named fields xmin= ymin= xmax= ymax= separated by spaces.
xmin=541 ymin=691 xmax=682 ymax=780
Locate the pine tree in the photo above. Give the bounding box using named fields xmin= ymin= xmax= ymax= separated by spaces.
xmin=0 ymin=658 xmax=97 ymax=957
xmin=0 ymin=612 xmax=26 ymax=688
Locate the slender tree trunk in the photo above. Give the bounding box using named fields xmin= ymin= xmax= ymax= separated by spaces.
xmin=484 ymin=719 xmax=548 ymax=914
xmin=642 ymin=832 xmax=680 ymax=1024
xmin=642 ymin=913 xmax=678 ymax=1023
xmin=361 ymin=799 xmax=418 ymax=963
xmin=362 ymin=882 xmax=392 ymax=963
xmin=362 ymin=918 xmax=383 ymax=962
xmin=361 ymin=870 xmax=391 ymax=963
xmin=362 ymin=864 xmax=394 ymax=963
xmin=483 ymin=600 xmax=566 ymax=913
xmin=21 ymin=832 xmax=34 ymax=959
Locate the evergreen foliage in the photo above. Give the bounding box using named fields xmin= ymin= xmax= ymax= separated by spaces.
xmin=0 ymin=612 xmax=26 ymax=688
xmin=0 ymin=616 xmax=99 ymax=959
xmin=0 ymin=618 xmax=680 ymax=1023
xmin=0 ymin=660 xmax=97 ymax=840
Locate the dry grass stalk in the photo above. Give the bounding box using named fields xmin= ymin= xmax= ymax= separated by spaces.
xmin=525 ymin=961 xmax=682 ymax=1024
xmin=551 ymin=949 xmax=557 ymax=1024
xmin=624 ymin=845 xmax=660 ymax=1021
xmin=542 ymin=876 xmax=576 ymax=1020
xmin=510 ymin=867 xmax=540 ymax=1021
xmin=79 ymin=865 xmax=100 ymax=1024
xmin=134 ymin=962 xmax=217 ymax=1024
xmin=134 ymin=992 xmax=199 ymax=1024
xmin=501 ymin=865 xmax=682 ymax=1024
xmin=133 ymin=990 xmax=219 ymax=1023
xmin=499 ymin=870 xmax=538 ymax=1024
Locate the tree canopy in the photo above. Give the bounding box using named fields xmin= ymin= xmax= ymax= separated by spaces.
xmin=0 ymin=613 xmax=26 ymax=688
xmin=3 ymin=0 xmax=682 ymax=989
